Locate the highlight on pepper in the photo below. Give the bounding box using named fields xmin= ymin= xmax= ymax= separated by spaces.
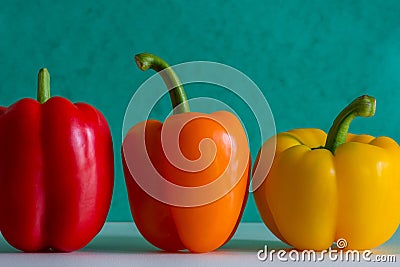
xmin=253 ymin=95 xmax=400 ymax=251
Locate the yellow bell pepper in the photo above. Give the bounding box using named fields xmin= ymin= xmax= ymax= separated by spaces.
xmin=253 ymin=95 xmax=400 ymax=250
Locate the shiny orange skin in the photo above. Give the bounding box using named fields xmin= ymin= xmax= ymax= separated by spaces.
xmin=122 ymin=111 xmax=250 ymax=252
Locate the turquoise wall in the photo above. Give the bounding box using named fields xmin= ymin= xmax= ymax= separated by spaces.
xmin=1 ymin=0 xmax=400 ymax=222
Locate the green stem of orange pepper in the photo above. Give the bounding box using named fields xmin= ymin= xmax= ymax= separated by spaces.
xmin=324 ymin=95 xmax=376 ymax=153
xmin=135 ymin=53 xmax=190 ymax=114
xmin=37 ymin=68 xmax=51 ymax=104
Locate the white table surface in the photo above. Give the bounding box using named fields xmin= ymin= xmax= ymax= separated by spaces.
xmin=1 ymin=222 xmax=399 ymax=266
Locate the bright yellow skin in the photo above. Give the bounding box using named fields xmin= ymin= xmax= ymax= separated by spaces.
xmin=254 ymin=128 xmax=400 ymax=250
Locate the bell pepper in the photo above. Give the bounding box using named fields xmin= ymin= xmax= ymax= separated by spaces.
xmin=122 ymin=53 xmax=250 ymax=253
xmin=253 ymin=95 xmax=400 ymax=250
xmin=0 ymin=68 xmax=114 ymax=252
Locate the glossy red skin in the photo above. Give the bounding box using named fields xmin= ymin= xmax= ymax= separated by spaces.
xmin=0 ymin=97 xmax=114 ymax=252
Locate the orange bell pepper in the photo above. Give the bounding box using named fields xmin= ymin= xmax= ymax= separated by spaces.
xmin=122 ymin=53 xmax=250 ymax=252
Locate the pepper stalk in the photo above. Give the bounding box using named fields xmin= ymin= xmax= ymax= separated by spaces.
xmin=134 ymin=53 xmax=190 ymax=114
xmin=324 ymin=95 xmax=376 ymax=153
xmin=37 ymin=68 xmax=51 ymax=104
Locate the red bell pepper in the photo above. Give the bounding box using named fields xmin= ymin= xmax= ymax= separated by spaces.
xmin=0 ymin=68 xmax=114 ymax=252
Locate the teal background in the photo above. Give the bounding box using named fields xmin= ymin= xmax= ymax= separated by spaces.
xmin=1 ymin=0 xmax=400 ymax=222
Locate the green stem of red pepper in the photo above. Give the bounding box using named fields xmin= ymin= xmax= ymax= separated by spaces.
xmin=37 ymin=68 xmax=51 ymax=104
xmin=324 ymin=95 xmax=376 ymax=153
xmin=134 ymin=53 xmax=190 ymax=114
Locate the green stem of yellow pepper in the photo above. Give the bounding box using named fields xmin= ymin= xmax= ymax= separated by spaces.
xmin=324 ymin=95 xmax=376 ymax=153
xmin=134 ymin=53 xmax=190 ymax=114
xmin=37 ymin=68 xmax=51 ymax=104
